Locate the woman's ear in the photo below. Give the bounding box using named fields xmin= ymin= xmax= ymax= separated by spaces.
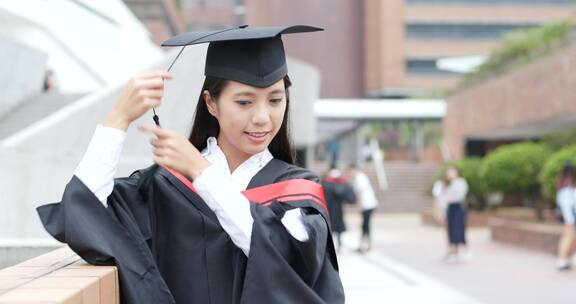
xmin=203 ymin=90 xmax=218 ymax=117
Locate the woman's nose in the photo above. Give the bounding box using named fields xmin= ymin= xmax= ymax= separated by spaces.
xmin=251 ymin=104 xmax=271 ymax=124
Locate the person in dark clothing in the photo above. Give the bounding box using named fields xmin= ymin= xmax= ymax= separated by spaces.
xmin=36 ymin=25 xmax=344 ymax=303
xmin=322 ymin=165 xmax=356 ymax=252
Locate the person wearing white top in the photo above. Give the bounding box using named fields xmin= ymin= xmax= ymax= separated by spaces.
xmin=347 ymin=164 xmax=378 ymax=252
xmin=441 ymin=167 xmax=470 ymax=263
xmin=554 ymin=162 xmax=576 ymax=271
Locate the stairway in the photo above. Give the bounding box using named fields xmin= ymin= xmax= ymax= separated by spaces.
xmin=372 ymin=163 xmax=439 ymax=213
xmin=0 ymin=92 xmax=84 ymax=141
xmin=312 ymin=162 xmax=440 ymax=213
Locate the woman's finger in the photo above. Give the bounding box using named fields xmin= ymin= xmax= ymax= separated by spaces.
xmin=138 ymin=124 xmax=159 ymax=135
xmin=136 ymin=71 xmax=172 ymax=81
xmin=142 ymin=97 xmax=161 ymax=109
xmin=144 ymin=97 xmax=162 ymax=109
xmin=134 ymin=78 xmax=166 ymax=90
xmin=150 ymin=137 xmax=162 ymax=148
xmin=152 ymin=147 xmax=166 ymax=157
xmin=137 ymin=89 xmax=164 ymax=99
xmin=139 ymin=124 xmax=174 ymax=139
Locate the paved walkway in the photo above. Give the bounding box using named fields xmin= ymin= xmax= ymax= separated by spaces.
xmin=339 ymin=248 xmax=484 ymax=303
xmin=338 ymin=213 xmax=576 ymax=304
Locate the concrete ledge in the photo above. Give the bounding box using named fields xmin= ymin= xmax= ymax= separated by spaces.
xmin=0 ymin=246 xmax=119 ymax=303
xmin=0 ymin=240 xmax=60 ymax=268
xmin=489 ymin=218 xmax=576 ymax=255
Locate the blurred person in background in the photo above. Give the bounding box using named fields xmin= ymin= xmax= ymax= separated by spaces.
xmin=441 ymin=167 xmax=470 ymax=262
xmin=347 ymin=164 xmax=378 ymax=253
xmin=322 ymin=163 xmax=356 ymax=253
xmin=43 ymin=68 xmax=56 ymax=92
xmin=555 ymin=161 xmax=576 ymax=271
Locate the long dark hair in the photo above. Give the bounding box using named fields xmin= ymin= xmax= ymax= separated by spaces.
xmin=562 ymin=161 xmax=574 ymax=176
xmin=137 ymin=76 xmax=295 ymax=198
xmin=188 ymin=76 xmax=295 ymax=164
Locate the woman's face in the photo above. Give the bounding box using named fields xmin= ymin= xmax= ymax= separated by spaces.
xmin=446 ymin=167 xmax=458 ymax=181
xmin=205 ymin=79 xmax=287 ymax=160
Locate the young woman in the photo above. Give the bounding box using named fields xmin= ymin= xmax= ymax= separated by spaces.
xmin=37 ymin=26 xmax=344 ymax=303
xmin=441 ymin=167 xmax=470 ymax=262
xmin=555 ymin=161 xmax=576 ymax=271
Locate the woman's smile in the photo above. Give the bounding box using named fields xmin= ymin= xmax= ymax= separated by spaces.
xmin=244 ymin=131 xmax=271 ymax=143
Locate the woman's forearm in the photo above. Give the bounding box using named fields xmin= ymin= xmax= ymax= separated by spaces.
xmin=74 ymin=124 xmax=127 ymax=207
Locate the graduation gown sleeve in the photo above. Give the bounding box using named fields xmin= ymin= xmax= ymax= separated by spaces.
xmin=241 ymin=161 xmax=345 ymax=303
xmin=36 ymin=167 xmax=175 ymax=303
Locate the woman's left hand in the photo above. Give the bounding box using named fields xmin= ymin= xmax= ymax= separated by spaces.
xmin=138 ymin=124 xmax=210 ymax=179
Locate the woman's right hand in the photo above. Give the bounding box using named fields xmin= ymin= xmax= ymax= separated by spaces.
xmin=103 ymin=71 xmax=172 ymax=131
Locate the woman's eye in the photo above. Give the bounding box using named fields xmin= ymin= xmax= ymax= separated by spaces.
xmin=236 ymin=100 xmax=252 ymax=106
xmin=270 ymin=98 xmax=283 ymax=104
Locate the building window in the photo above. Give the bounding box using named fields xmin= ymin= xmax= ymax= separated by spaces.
xmin=406 ymin=59 xmax=461 ymax=75
xmin=406 ymin=22 xmax=538 ymax=40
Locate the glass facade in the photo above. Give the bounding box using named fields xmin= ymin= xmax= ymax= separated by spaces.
xmin=406 ymin=22 xmax=538 ymax=39
xmin=406 ymin=59 xmax=461 ymax=75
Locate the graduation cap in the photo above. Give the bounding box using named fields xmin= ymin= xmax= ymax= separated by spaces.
xmin=151 ymin=24 xmax=323 ymax=127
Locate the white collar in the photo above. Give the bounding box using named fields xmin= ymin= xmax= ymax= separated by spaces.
xmin=201 ymin=137 xmax=273 ymax=171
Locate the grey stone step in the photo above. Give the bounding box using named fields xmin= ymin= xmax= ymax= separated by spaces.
xmin=0 ymin=92 xmax=84 ymax=140
xmin=0 ymin=245 xmax=61 ymax=269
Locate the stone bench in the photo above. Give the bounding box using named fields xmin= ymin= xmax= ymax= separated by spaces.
xmin=489 ymin=218 xmax=576 ymax=255
xmin=420 ymin=209 xmax=490 ymax=227
xmin=0 ymin=246 xmax=119 ymax=303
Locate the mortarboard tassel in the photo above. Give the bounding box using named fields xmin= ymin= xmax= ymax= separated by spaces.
xmin=138 ymin=45 xmax=187 ymax=199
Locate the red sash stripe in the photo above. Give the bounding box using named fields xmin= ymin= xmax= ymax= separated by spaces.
xmin=165 ymin=167 xmax=327 ymax=211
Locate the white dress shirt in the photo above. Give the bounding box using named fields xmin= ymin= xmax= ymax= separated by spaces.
xmin=352 ymin=171 xmax=378 ymax=211
xmin=74 ymin=125 xmax=309 ymax=257
xmin=444 ymin=178 xmax=469 ymax=204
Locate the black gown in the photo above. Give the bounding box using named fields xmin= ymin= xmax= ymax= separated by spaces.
xmin=37 ymin=159 xmax=344 ymax=303
xmin=322 ymin=175 xmax=356 ymax=234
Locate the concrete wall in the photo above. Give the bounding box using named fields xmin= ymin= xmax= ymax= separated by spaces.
xmin=0 ymin=37 xmax=47 ymax=119
xmin=286 ymin=58 xmax=320 ymax=148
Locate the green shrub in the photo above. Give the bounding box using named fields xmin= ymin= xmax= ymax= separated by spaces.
xmin=455 ymin=157 xmax=486 ymax=207
xmin=480 ymin=142 xmax=552 ymax=198
xmin=539 ymin=145 xmax=576 ymax=201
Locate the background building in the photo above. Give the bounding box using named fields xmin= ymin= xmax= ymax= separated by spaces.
xmin=178 ymin=0 xmax=576 ymax=98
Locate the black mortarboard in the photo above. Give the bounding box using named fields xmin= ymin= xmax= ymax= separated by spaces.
xmin=162 ymin=24 xmax=323 ymax=88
